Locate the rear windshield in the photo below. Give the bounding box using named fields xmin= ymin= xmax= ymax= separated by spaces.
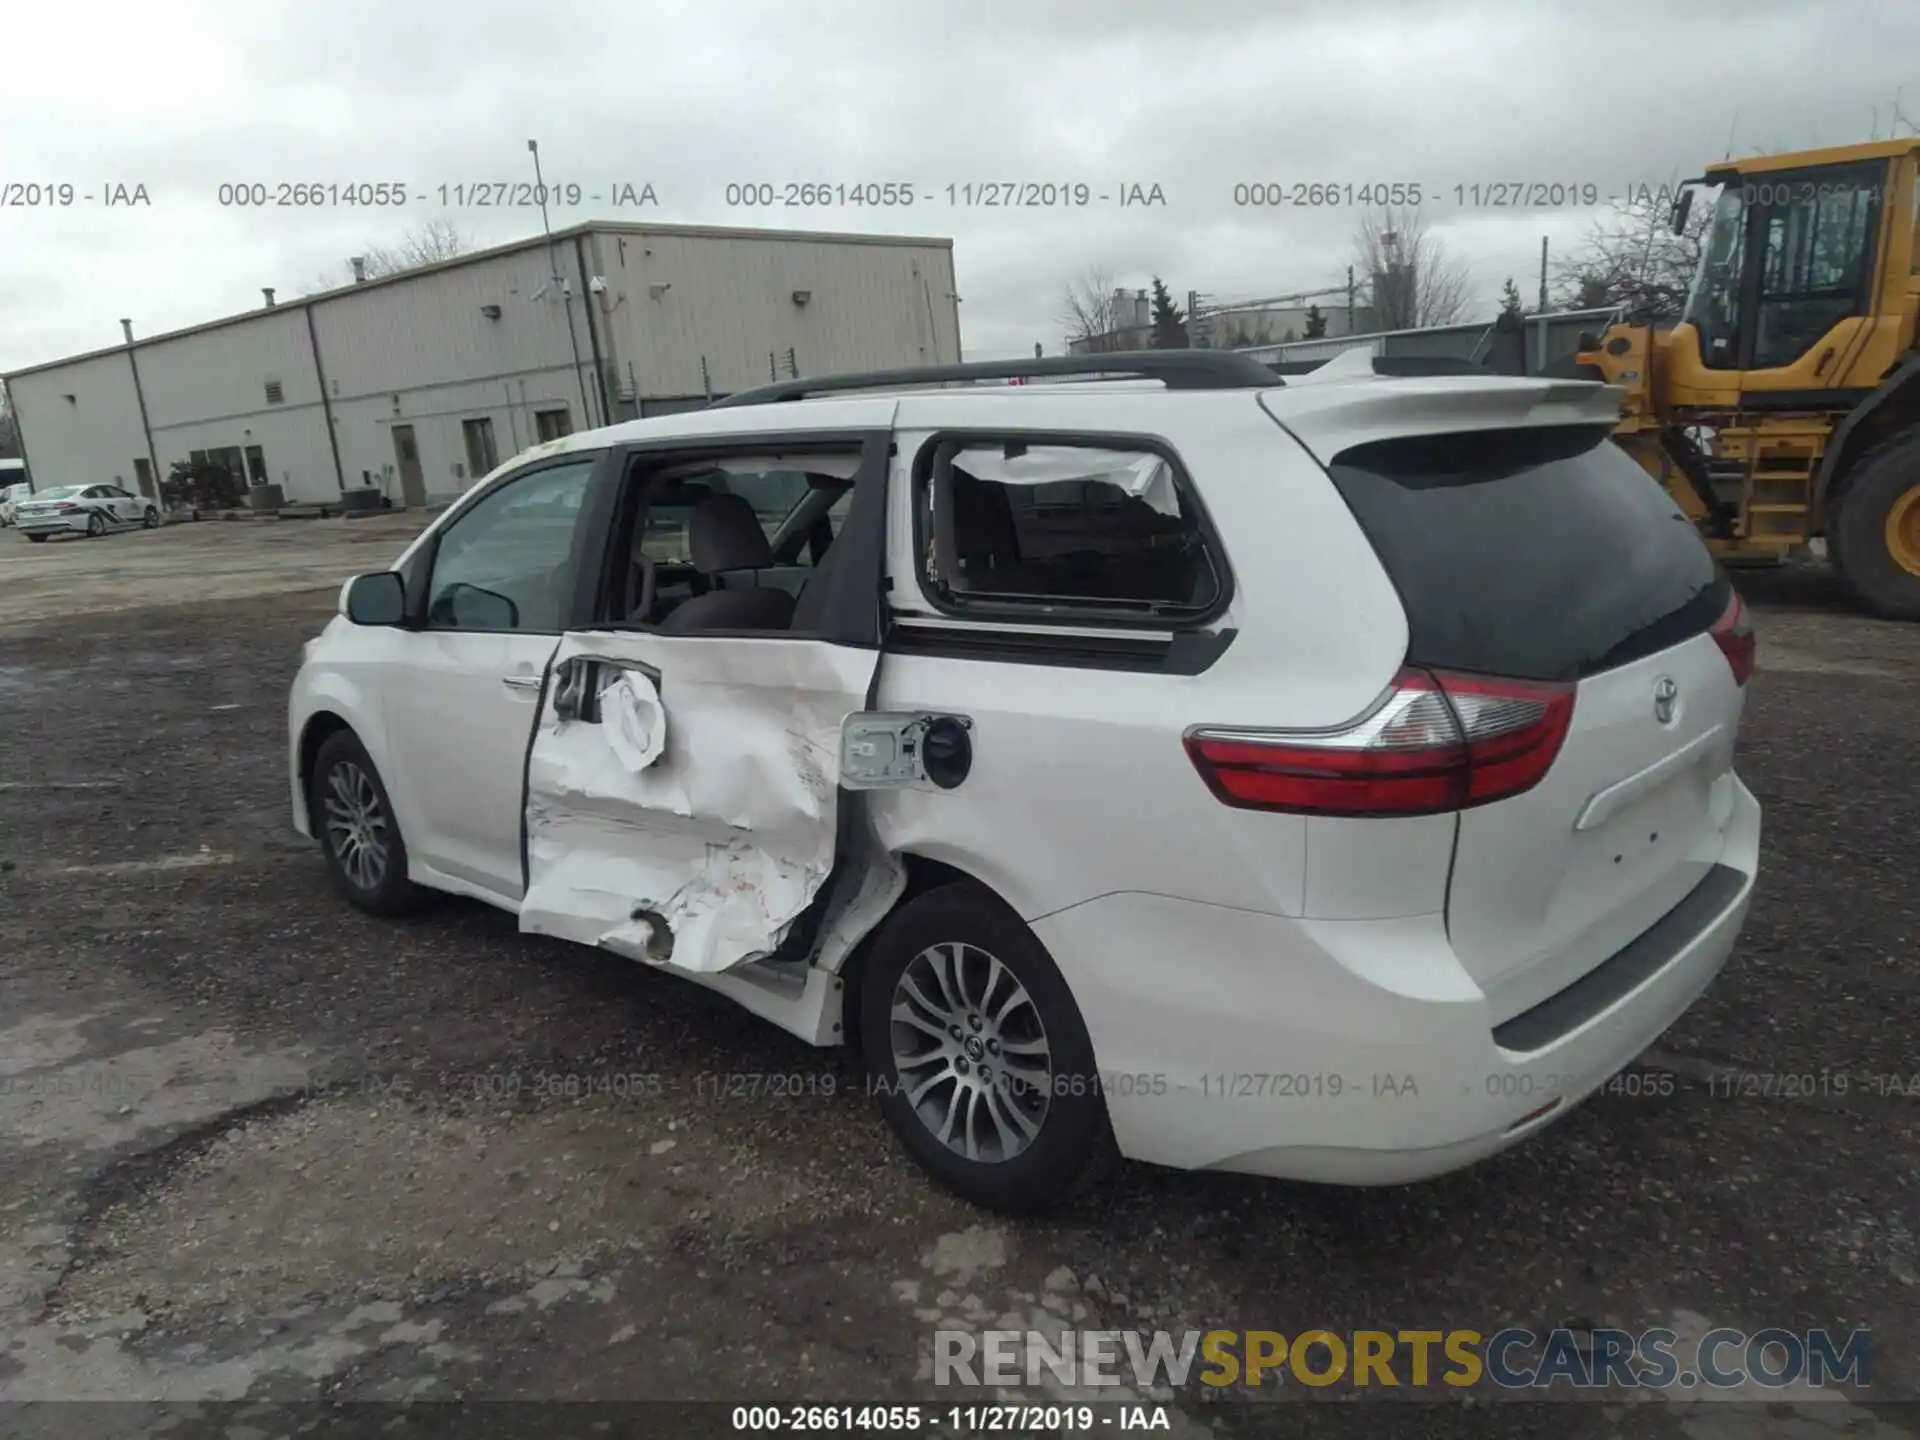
xmin=1327 ymin=426 xmax=1727 ymax=681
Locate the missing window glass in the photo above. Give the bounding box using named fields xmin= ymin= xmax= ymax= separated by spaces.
xmin=920 ymin=436 xmax=1225 ymax=623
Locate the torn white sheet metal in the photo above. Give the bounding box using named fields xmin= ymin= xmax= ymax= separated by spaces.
xmin=953 ymin=445 xmax=1180 ymax=517
xmin=518 ymin=631 xmax=879 ymax=976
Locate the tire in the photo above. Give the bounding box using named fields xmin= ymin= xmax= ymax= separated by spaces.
xmin=1831 ymin=430 xmax=1920 ymax=620
xmin=143 ymin=507 xmax=160 ymax=528
xmin=85 ymin=511 xmax=106 ymax=538
xmin=26 ymin=533 xmax=47 ymax=543
xmin=309 ymin=729 xmax=424 ymax=916
xmin=860 ymin=882 xmax=1118 ymax=1212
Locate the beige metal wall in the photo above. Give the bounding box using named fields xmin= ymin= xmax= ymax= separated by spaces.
xmin=6 ymin=353 xmax=152 ymax=495
xmin=313 ymin=245 xmax=596 ymax=502
xmin=587 ymin=228 xmax=960 ymax=401
xmin=8 ymin=223 xmax=963 ymax=510
xmin=137 ymin=307 xmax=334 ymax=500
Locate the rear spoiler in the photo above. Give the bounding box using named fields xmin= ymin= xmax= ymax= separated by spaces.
xmin=1268 ymin=355 xmax=1500 ymax=380
xmin=1262 ymin=375 xmax=1627 ymax=461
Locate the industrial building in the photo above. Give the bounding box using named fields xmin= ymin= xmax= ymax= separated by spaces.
xmin=3 ymin=222 xmax=961 ymax=509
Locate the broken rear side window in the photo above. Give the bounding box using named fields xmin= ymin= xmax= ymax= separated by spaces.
xmin=921 ymin=440 xmax=1222 ymax=620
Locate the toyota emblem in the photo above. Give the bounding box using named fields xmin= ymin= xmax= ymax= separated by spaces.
xmin=1653 ymin=676 xmax=1679 ymax=724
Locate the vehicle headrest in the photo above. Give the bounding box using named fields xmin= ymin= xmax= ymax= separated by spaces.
xmin=689 ymin=491 xmax=773 ymax=573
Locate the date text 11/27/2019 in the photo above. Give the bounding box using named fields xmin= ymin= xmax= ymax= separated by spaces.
xmin=1232 ymin=181 xmax=1685 ymax=209
xmin=721 ymin=182 xmax=1167 ymax=209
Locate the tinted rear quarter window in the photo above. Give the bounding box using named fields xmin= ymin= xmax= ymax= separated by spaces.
xmin=1328 ymin=426 xmax=1726 ymax=680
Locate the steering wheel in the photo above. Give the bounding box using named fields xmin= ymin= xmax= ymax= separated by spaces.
xmin=630 ymin=554 xmax=657 ymax=621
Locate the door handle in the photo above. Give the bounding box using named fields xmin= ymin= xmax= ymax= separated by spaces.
xmin=501 ymin=673 xmax=543 ymax=693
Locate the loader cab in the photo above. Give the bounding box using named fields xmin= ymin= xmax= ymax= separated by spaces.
xmin=1665 ymin=140 xmax=1918 ymax=398
xmin=1679 ymin=161 xmax=1886 ymax=374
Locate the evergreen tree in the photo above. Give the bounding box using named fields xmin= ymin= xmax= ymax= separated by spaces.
xmin=1500 ymin=277 xmax=1527 ymax=321
xmin=1149 ymin=277 xmax=1188 ymax=348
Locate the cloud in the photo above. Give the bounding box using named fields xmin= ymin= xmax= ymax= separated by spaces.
xmin=2 ymin=0 xmax=1915 ymax=368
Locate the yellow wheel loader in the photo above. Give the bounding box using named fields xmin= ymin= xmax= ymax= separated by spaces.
xmin=1565 ymin=139 xmax=1920 ymax=619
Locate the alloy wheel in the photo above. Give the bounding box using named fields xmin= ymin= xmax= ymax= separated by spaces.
xmin=889 ymin=940 xmax=1053 ymax=1163
xmin=322 ymin=759 xmax=390 ymax=892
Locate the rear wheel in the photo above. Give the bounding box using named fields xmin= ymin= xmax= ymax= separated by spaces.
xmin=85 ymin=512 xmax=105 ymax=538
xmin=860 ymin=882 xmax=1116 ymax=1212
xmin=1831 ymin=431 xmax=1920 ymax=620
xmin=26 ymin=533 xmax=47 ymax=544
xmin=142 ymin=507 xmax=160 ymax=528
xmin=310 ymin=729 xmax=424 ymax=916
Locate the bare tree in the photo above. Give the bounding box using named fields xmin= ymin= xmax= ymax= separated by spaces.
xmin=360 ymin=219 xmax=471 ymax=277
xmin=1351 ymin=207 xmax=1470 ymax=330
xmin=1554 ymin=186 xmax=1712 ymax=318
xmin=1057 ymin=267 xmax=1128 ymax=353
xmin=0 ymin=380 xmax=18 ymax=458
xmin=303 ymin=221 xmax=475 ymax=294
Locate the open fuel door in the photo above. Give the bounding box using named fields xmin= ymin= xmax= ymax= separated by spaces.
xmin=517 ymin=631 xmax=882 ymax=974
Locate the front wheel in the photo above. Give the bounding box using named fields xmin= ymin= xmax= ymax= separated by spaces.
xmin=310 ymin=729 xmax=424 ymax=916
xmin=142 ymin=507 xmax=160 ymax=529
xmin=26 ymin=533 xmax=47 ymax=543
xmin=860 ymin=882 xmax=1117 ymax=1212
xmin=85 ymin=512 xmax=106 ymax=538
xmin=1832 ymin=432 xmax=1920 ymax=620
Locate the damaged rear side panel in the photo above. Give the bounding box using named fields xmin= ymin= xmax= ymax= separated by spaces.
xmin=518 ymin=631 xmax=882 ymax=975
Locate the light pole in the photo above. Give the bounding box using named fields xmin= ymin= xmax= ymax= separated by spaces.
xmin=529 ymin=139 xmax=593 ymax=429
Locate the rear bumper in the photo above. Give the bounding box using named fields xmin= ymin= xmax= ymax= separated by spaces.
xmin=1031 ymin=775 xmax=1760 ymax=1184
xmin=14 ymin=514 xmax=88 ymax=535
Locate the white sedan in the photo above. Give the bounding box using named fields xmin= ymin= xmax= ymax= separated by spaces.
xmin=12 ymin=484 xmax=161 ymax=542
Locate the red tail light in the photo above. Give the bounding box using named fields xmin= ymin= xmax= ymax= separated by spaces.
xmin=1711 ymin=589 xmax=1755 ymax=686
xmin=1185 ymin=668 xmax=1575 ymax=817
xmin=53 ymin=502 xmax=76 ymax=511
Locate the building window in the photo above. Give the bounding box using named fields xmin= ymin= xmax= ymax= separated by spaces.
xmin=264 ymin=380 xmax=285 ymax=405
xmin=462 ymin=418 xmax=500 ymax=479
xmin=534 ymin=407 xmax=572 ymax=442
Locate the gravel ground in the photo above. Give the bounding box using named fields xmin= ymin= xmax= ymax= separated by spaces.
xmin=0 ymin=525 xmax=1915 ymax=1438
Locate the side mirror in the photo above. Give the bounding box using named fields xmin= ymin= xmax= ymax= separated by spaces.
xmin=344 ymin=571 xmax=406 ymax=626
xmin=1670 ymin=187 xmax=1694 ymax=235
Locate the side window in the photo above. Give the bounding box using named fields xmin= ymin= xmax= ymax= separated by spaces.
xmin=424 ymin=459 xmax=596 ymax=633
xmin=920 ymin=440 xmax=1223 ymax=621
xmin=1750 ymin=165 xmax=1883 ymax=371
xmin=617 ymin=457 xmax=857 ymax=625
xmin=725 ymin=469 xmax=814 ymax=544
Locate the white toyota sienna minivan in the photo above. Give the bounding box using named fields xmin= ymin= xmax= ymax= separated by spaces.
xmin=288 ymin=350 xmax=1761 ymax=1211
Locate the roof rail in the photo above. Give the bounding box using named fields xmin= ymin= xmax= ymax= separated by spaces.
xmin=706 ymin=350 xmax=1284 ymax=409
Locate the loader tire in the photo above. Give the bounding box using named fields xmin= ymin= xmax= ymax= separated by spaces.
xmin=1831 ymin=431 xmax=1920 ymax=621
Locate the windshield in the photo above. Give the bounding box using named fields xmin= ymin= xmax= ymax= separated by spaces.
xmin=1680 ymin=183 xmax=1743 ymax=368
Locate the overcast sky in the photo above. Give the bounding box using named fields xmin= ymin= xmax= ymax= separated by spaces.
xmin=3 ymin=0 xmax=1917 ymax=373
